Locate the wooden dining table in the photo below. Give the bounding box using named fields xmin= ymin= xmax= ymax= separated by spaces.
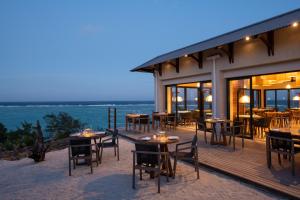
xmin=137 ymin=135 xmax=180 ymax=177
xmin=70 ymin=131 xmax=107 ymax=144
xmin=125 ymin=114 xmax=142 ymax=131
xmin=269 ymin=128 xmax=300 ymax=139
xmin=152 ymin=112 xmax=168 ymax=129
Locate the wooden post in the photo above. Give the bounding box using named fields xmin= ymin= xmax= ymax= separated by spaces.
xmin=114 ymin=108 xmax=117 ymax=130
xmin=108 ymin=107 xmax=111 ymax=129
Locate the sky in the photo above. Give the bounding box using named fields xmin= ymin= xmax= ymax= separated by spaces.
xmin=0 ymin=0 xmax=300 ymax=102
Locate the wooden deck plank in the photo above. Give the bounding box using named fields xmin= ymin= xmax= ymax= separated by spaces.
xmin=119 ymin=126 xmax=300 ymax=199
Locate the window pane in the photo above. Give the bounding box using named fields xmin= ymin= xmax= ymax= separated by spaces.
xmin=290 ymin=89 xmax=300 ymax=108
xmin=186 ymin=88 xmax=198 ymax=110
xmin=265 ymin=90 xmax=275 ymax=109
xmin=276 ymin=90 xmax=288 ymax=111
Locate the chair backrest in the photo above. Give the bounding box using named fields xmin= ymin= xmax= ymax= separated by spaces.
xmin=268 ymin=130 xmax=292 ymax=151
xmin=106 ymin=128 xmax=118 ymax=144
xmin=167 ymin=113 xmax=176 ymax=122
xmin=232 ymin=120 xmax=244 ymax=135
xmin=135 ymin=143 xmax=159 ymax=166
xmin=139 ymin=114 xmax=149 ymax=124
xmin=191 ymin=134 xmax=198 ymax=155
xmin=69 ymin=138 xmax=91 ymax=157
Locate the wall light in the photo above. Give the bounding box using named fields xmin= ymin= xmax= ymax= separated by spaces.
xmin=239 ymin=95 xmax=250 ymax=104
xmin=205 ymin=95 xmax=212 ymax=102
xmin=292 ymin=22 xmax=298 ymax=27
xmin=286 ymin=84 xmax=291 ymax=89
xmin=245 ymin=36 xmax=251 ymax=41
xmin=184 ymin=54 xmax=188 ymax=57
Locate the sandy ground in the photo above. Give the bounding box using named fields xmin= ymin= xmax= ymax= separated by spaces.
xmin=0 ymin=139 xmax=281 ymax=200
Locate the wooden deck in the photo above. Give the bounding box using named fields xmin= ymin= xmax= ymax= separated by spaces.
xmin=119 ymin=126 xmax=300 ymax=199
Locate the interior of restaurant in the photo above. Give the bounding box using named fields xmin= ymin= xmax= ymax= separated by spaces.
xmin=165 ymin=71 xmax=300 ymax=141
xmin=228 ymin=71 xmax=300 ymax=140
xmin=165 ymin=81 xmax=212 ymax=125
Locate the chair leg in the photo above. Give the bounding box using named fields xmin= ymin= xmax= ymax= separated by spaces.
xmin=117 ymin=146 xmax=120 ymax=161
xmin=158 ymin=170 xmax=161 ymax=193
xmin=73 ymin=160 xmax=76 ymax=169
xmin=165 ymin=156 xmax=169 ymax=182
xmin=114 ymin=146 xmax=116 ymax=156
xmin=195 ymin=156 xmax=200 ymax=179
xmin=100 ymin=147 xmax=103 ymax=164
xmin=173 ymin=157 xmax=177 ymax=179
xmin=139 ymin=169 xmax=142 ymax=180
xmin=90 ymin=158 xmax=93 ymax=174
xmin=132 ymin=155 xmax=136 ymax=189
xmin=69 ymin=158 xmax=72 ymax=176
xmin=233 ymin=134 xmax=235 ymax=151
xmin=278 ymin=153 xmax=281 ymax=165
xmin=204 ymin=130 xmax=207 ymax=144
xmin=292 ymin=154 xmax=295 ymax=176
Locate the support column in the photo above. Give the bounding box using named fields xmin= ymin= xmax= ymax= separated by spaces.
xmin=208 ymin=55 xmax=226 ymax=118
xmin=154 ymin=71 xmax=165 ymax=112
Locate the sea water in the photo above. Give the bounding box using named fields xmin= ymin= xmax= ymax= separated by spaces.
xmin=0 ymin=101 xmax=154 ymax=134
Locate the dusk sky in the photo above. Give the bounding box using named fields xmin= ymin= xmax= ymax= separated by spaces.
xmin=1 ymin=1 xmax=300 ymax=102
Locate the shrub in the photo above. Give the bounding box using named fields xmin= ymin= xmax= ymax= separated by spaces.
xmin=44 ymin=112 xmax=85 ymax=139
xmin=0 ymin=123 xmax=7 ymax=143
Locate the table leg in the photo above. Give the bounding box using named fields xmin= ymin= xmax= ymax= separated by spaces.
xmin=160 ymin=144 xmax=173 ymax=177
xmin=152 ymin=115 xmax=155 ymax=129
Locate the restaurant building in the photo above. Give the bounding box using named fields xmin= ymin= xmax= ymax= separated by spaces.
xmin=131 ymin=9 xmax=300 ymax=139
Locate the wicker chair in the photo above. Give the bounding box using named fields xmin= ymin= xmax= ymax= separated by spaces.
xmin=97 ymin=129 xmax=119 ymax=163
xmin=171 ymin=133 xmax=199 ymax=179
xmin=266 ymin=130 xmax=300 ymax=176
xmin=68 ymin=137 xmax=96 ymax=176
xmin=132 ymin=143 xmax=169 ymax=193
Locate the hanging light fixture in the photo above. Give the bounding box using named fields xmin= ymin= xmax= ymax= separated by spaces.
xmin=194 ymin=97 xmax=198 ymax=101
xmin=292 ymin=95 xmax=300 ymax=101
xmin=239 ymin=95 xmax=250 ymax=104
xmin=205 ymin=95 xmax=212 ymax=102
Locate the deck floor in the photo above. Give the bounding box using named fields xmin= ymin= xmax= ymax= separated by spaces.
xmin=119 ymin=126 xmax=300 ymax=199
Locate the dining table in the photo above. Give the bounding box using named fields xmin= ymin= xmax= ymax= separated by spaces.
xmin=205 ymin=118 xmax=229 ymax=145
xmin=269 ymin=128 xmax=300 ymax=139
xmin=137 ymin=134 xmax=180 ymax=177
xmin=152 ymin=112 xmax=168 ymax=129
xmin=125 ymin=113 xmax=143 ymax=131
xmin=70 ymin=131 xmax=107 ymax=144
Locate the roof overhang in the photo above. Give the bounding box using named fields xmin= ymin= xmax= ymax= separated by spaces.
xmin=131 ymin=8 xmax=300 ymax=73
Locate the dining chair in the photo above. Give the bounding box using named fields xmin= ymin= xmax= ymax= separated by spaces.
xmin=68 ymin=137 xmax=96 ymax=176
xmin=97 ymin=129 xmax=119 ymax=163
xmin=164 ymin=113 xmax=176 ymax=130
xmin=138 ymin=114 xmax=150 ymax=132
xmin=171 ymin=133 xmax=199 ymax=179
xmin=152 ymin=112 xmax=161 ymax=130
xmin=266 ymin=130 xmax=300 ymax=176
xmin=132 ymin=143 xmax=169 ymax=193
xmin=196 ymin=118 xmax=212 ymax=144
xmin=222 ymin=120 xmax=245 ymax=150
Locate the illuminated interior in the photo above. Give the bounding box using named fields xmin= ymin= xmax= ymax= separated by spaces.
xmin=166 ymin=81 xmax=212 ymax=123
xmin=228 ymin=71 xmax=300 ymax=140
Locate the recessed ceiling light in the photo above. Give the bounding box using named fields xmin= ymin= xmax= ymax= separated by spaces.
xmin=292 ymin=22 xmax=298 ymax=27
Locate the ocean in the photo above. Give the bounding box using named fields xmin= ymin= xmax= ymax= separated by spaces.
xmin=0 ymin=101 xmax=154 ymax=134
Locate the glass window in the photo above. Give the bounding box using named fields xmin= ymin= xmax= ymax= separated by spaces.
xmin=290 ymin=89 xmax=300 ymax=108
xmin=186 ymin=88 xmax=198 ymax=111
xmin=265 ymin=90 xmax=275 ymax=109
xmin=177 ymin=88 xmax=185 ymax=111
xmin=276 ymin=90 xmax=288 ymax=111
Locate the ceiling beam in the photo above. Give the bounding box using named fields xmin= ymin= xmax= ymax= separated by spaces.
xmin=217 ymin=43 xmax=234 ymax=63
xmin=259 ymin=30 xmax=274 ymax=56
xmin=167 ymin=58 xmax=179 ymax=73
xmin=189 ymin=52 xmax=203 ymax=69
